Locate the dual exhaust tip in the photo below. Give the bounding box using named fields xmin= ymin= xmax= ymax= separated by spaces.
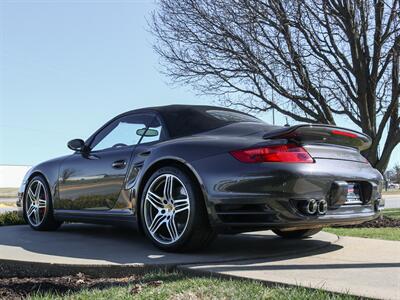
xmin=302 ymin=199 xmax=328 ymax=215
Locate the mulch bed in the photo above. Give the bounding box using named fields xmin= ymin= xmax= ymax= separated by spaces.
xmin=0 ymin=273 xmax=163 ymax=299
xmin=332 ymin=215 xmax=400 ymax=228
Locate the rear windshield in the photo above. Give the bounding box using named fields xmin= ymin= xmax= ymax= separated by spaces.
xmin=160 ymin=107 xmax=263 ymax=138
xmin=206 ymin=110 xmax=260 ymax=122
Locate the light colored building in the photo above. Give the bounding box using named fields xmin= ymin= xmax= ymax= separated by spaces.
xmin=0 ymin=165 xmax=31 ymax=188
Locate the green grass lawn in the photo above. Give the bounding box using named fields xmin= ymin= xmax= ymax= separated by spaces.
xmin=381 ymin=208 xmax=400 ymax=220
xmin=324 ymin=209 xmax=400 ymax=241
xmin=324 ymin=227 xmax=400 ymax=241
xmin=29 ymin=272 xmax=355 ymax=300
xmin=0 ymin=211 xmax=25 ymax=226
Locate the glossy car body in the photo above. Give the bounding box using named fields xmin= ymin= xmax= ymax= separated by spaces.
xmin=18 ymin=105 xmax=384 ymax=236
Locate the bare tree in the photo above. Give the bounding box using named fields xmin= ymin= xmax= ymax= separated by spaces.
xmin=151 ymin=0 xmax=400 ymax=172
xmin=393 ymin=164 xmax=400 ymax=182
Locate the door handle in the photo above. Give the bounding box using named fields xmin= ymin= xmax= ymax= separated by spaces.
xmin=112 ymin=160 xmax=127 ymax=169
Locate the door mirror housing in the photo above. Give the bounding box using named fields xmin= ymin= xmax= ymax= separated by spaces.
xmin=67 ymin=139 xmax=87 ymax=152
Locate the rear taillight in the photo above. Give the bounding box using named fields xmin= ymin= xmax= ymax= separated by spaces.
xmin=230 ymin=144 xmax=314 ymax=163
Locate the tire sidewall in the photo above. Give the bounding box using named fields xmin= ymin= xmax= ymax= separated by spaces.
xmin=140 ymin=166 xmax=199 ymax=251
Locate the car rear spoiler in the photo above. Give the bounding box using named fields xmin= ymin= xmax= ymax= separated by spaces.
xmin=263 ymin=124 xmax=372 ymax=151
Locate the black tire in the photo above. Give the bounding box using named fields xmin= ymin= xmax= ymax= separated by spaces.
xmin=140 ymin=166 xmax=216 ymax=252
xmin=23 ymin=175 xmax=62 ymax=231
xmin=272 ymin=228 xmax=322 ymax=239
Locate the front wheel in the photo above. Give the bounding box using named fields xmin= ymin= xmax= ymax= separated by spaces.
xmin=272 ymin=228 xmax=322 ymax=239
xmin=140 ymin=166 xmax=215 ymax=252
xmin=24 ymin=176 xmax=62 ymax=231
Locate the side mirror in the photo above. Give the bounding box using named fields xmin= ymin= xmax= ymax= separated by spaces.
xmin=67 ymin=139 xmax=86 ymax=152
xmin=136 ymin=128 xmax=159 ymax=137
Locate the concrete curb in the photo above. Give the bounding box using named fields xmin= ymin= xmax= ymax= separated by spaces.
xmin=176 ymin=265 xmax=376 ymax=300
xmin=0 ymin=259 xmax=175 ymax=278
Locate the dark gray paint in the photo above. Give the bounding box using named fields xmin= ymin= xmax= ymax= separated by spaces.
xmin=18 ymin=105 xmax=383 ymax=234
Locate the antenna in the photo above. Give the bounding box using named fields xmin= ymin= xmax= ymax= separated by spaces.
xmin=272 ymin=107 xmax=275 ymax=125
xmin=272 ymin=90 xmax=275 ymax=125
xmin=285 ymin=117 xmax=290 ymax=127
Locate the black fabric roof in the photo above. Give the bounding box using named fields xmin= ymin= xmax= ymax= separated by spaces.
xmin=126 ymin=105 xmax=261 ymax=138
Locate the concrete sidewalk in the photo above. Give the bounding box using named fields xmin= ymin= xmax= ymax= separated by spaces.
xmin=0 ymin=224 xmax=398 ymax=299
xmin=184 ymin=236 xmax=400 ymax=300
xmin=0 ymin=224 xmax=336 ymax=267
xmin=384 ymin=194 xmax=400 ymax=209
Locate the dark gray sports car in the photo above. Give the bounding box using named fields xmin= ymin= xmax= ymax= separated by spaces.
xmin=18 ymin=105 xmax=384 ymax=251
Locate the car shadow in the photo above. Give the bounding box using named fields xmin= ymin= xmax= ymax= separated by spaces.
xmin=0 ymin=223 xmax=342 ymax=266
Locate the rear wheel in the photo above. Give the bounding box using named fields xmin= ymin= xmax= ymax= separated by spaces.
xmin=140 ymin=166 xmax=215 ymax=252
xmin=24 ymin=176 xmax=62 ymax=231
xmin=272 ymin=228 xmax=322 ymax=239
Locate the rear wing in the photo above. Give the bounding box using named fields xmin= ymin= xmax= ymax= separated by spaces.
xmin=263 ymin=124 xmax=371 ymax=151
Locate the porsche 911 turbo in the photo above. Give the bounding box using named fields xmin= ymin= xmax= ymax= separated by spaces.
xmin=18 ymin=105 xmax=384 ymax=251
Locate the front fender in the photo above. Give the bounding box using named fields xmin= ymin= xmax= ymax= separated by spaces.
xmin=17 ymin=155 xmax=69 ymax=208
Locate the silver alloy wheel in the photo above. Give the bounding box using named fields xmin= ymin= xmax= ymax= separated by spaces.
xmin=144 ymin=174 xmax=190 ymax=245
xmin=25 ymin=180 xmax=47 ymax=226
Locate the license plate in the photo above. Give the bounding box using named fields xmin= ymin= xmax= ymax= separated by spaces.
xmin=346 ymin=183 xmax=362 ymax=204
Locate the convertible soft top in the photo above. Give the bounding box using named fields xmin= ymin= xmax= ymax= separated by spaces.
xmin=137 ymin=105 xmax=263 ymax=138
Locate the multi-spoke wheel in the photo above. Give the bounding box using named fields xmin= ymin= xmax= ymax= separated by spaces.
xmin=144 ymin=174 xmax=190 ymax=244
xmin=25 ymin=180 xmax=47 ymax=226
xmin=24 ymin=176 xmax=62 ymax=231
xmin=141 ymin=166 xmax=215 ymax=252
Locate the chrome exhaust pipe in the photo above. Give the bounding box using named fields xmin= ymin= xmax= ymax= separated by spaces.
xmin=317 ymin=199 xmax=328 ymax=215
xmin=303 ymin=199 xmax=318 ymax=215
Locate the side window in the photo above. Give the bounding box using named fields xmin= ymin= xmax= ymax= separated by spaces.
xmin=90 ymin=114 xmax=155 ymax=152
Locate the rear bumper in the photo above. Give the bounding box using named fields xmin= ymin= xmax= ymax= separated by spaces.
xmin=191 ymin=154 xmax=383 ymax=233
xmin=211 ymin=201 xmax=382 ymax=234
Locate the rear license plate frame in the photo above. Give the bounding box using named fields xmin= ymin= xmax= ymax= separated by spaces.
xmin=346 ymin=183 xmax=363 ymax=204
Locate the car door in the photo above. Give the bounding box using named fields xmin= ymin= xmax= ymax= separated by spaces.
xmin=123 ymin=115 xmax=166 ymax=191
xmin=57 ymin=113 xmax=155 ymax=211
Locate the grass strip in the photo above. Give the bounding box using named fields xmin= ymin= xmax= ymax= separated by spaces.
xmin=0 ymin=211 xmax=26 ymax=226
xmin=26 ymin=271 xmax=356 ymax=300
xmin=324 ymin=227 xmax=400 ymax=241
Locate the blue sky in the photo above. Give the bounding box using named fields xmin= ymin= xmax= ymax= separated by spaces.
xmin=0 ymin=0 xmax=398 ymax=169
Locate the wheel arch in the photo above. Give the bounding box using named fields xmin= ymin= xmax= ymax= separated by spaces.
xmin=135 ymin=158 xmax=210 ymax=234
xmin=24 ymin=171 xmax=54 ymax=204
